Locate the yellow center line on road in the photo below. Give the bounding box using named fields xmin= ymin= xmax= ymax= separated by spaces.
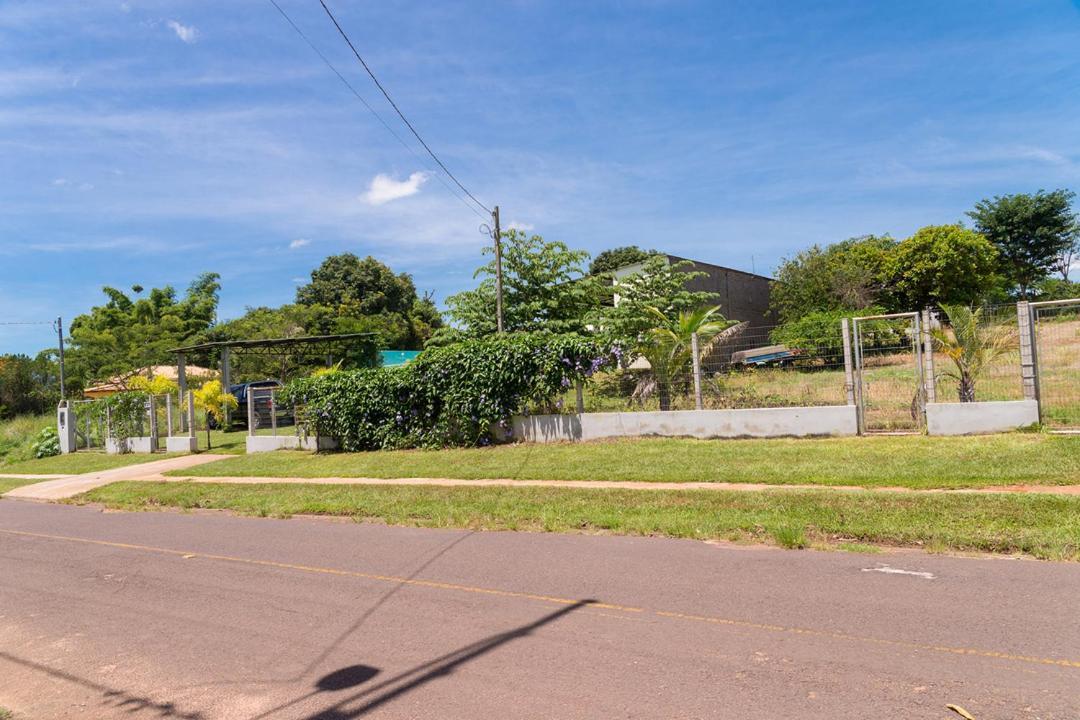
xmin=4 ymin=527 xmax=1079 ymax=671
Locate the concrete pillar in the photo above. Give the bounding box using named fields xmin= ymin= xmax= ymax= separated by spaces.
xmin=841 ymin=318 xmax=856 ymax=406
xmin=220 ymin=347 xmax=232 ymax=427
xmin=187 ymin=390 xmax=197 ymax=439
xmin=57 ymin=401 xmax=77 ymax=454
xmin=176 ymin=353 xmax=187 ymax=432
xmin=921 ymin=309 xmax=936 ymax=404
xmin=691 ymin=332 xmax=703 ymax=411
xmin=247 ymin=389 xmax=256 ymax=436
xmin=1017 ymin=301 xmax=1040 ymax=405
xmin=574 ymin=382 xmax=585 ymax=414
xmin=148 ymin=395 xmax=158 ymax=449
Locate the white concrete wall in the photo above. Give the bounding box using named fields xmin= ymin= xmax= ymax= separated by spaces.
xmin=165 ymin=437 xmax=198 ymax=453
xmin=106 ymin=436 xmax=158 ymax=454
xmin=246 ymin=435 xmax=338 ymax=453
xmin=512 ymin=405 xmax=858 ymax=443
xmin=925 ymin=400 xmax=1039 ymax=436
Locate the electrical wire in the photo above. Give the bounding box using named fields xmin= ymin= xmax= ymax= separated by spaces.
xmin=0 ymin=321 xmax=52 ymax=326
xmin=316 ymin=0 xmax=492 ymax=216
xmin=266 ymin=0 xmax=489 ymax=222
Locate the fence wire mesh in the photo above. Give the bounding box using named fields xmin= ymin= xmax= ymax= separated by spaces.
xmin=568 ymin=322 xmax=851 ymax=413
xmin=246 ymin=386 xmax=297 ymax=436
xmin=854 ymin=314 xmax=922 ymax=432
xmin=1034 ymin=301 xmax=1080 ymax=427
xmin=931 ymin=304 xmax=1022 ymax=405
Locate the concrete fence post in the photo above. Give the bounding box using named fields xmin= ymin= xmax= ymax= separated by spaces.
xmin=187 ymin=391 xmax=196 ymax=440
xmin=574 ymin=382 xmax=585 ymax=414
xmin=270 ymin=391 xmax=278 ymax=436
xmin=691 ymin=332 xmax=703 ymax=411
xmin=841 ymin=318 xmax=856 ymax=406
xmin=165 ymin=393 xmax=174 ymax=438
xmin=247 ymin=389 xmax=256 ymax=436
xmin=148 ymin=395 xmax=159 ymax=451
xmin=1017 ymin=301 xmax=1040 ymax=406
xmin=921 ymin=309 xmax=936 ymax=404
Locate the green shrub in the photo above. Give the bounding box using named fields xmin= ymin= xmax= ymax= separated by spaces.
xmin=770 ymin=307 xmax=903 ymax=362
xmin=285 ymin=333 xmax=616 ymax=450
xmin=31 ymin=426 xmax=60 ymax=458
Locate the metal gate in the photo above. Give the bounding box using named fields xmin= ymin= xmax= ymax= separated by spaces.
xmin=852 ymin=312 xmax=925 ymax=433
xmin=1031 ymin=298 xmax=1080 ymax=428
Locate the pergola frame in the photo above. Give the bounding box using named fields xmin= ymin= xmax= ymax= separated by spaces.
xmin=169 ymin=333 xmax=376 ymax=425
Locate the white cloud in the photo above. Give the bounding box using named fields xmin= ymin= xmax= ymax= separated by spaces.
xmin=506 ymin=221 xmax=534 ymax=232
xmin=1016 ymin=146 xmax=1069 ymax=166
xmin=167 ymin=19 xmax=197 ymax=44
xmin=288 ymin=237 xmax=310 ymax=250
xmin=52 ymin=177 xmax=69 ymax=186
xmin=364 ymin=171 xmax=428 ymax=205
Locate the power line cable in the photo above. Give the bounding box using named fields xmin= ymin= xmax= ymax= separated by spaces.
xmin=266 ymin=0 xmax=489 ymax=221
xmin=0 ymin=321 xmax=52 ymax=326
xmin=316 ymin=0 xmax=492 ymax=216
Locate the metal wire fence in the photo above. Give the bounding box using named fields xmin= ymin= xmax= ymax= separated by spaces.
xmin=245 ymin=385 xmax=298 ymax=437
xmin=571 ymin=323 xmax=852 ymax=413
xmin=931 ymin=304 xmax=1023 ymax=405
xmin=1033 ymin=300 xmax=1080 ymax=427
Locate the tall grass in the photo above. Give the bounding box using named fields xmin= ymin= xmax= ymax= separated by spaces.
xmin=0 ymin=413 xmax=53 ymax=465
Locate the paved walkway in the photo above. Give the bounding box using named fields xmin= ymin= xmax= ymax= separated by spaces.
xmin=3 ymin=455 xmax=231 ymax=501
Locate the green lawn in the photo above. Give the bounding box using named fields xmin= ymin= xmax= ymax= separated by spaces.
xmin=0 ymin=476 xmax=45 ymax=494
xmin=167 ymin=434 xmax=1080 ymax=490
xmin=77 ymin=481 xmax=1080 ymax=560
xmin=0 ymin=451 xmax=180 ymax=477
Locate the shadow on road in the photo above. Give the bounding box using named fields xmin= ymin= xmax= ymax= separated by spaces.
xmin=0 ymin=650 xmax=204 ymax=719
xmin=299 ymin=599 xmax=594 ymax=719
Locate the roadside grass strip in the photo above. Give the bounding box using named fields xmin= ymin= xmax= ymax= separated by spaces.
xmin=78 ymin=481 xmax=1080 ymax=560
xmin=164 ymin=434 xmax=1080 ymax=490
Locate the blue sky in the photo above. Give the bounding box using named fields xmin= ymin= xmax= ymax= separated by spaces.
xmin=2 ymin=0 xmax=1079 ymax=355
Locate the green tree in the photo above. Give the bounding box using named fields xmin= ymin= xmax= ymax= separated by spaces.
xmin=588 ymin=246 xmax=658 ymax=276
xmin=635 ymin=305 xmax=742 ymax=411
xmin=191 ymin=380 xmax=238 ymax=447
xmin=769 ymin=235 xmax=896 ymax=322
xmin=66 ymin=273 xmax=220 ymax=387
xmin=931 ymin=304 xmax=1015 ymax=403
xmin=0 ymin=353 xmax=59 ymax=418
xmin=442 ymin=229 xmax=603 ymax=338
xmin=594 ymin=255 xmax=718 ymax=347
xmin=966 ymin=189 xmax=1078 ymax=298
xmin=295 ymin=254 xmax=441 ymax=348
xmin=886 ymin=225 xmax=1001 ymax=309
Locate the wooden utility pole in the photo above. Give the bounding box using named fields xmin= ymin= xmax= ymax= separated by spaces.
xmin=492 ymin=206 xmax=505 ymax=333
xmin=55 ymin=316 xmax=66 ymax=401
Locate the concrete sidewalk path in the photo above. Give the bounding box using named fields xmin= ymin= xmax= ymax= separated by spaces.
xmin=3 ymin=454 xmax=231 ymax=501
xmin=160 ymin=472 xmax=1080 ymax=495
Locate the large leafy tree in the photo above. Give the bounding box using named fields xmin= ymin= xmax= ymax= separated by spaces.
xmin=769 ymin=235 xmax=896 ymax=323
xmin=442 ymin=229 xmax=603 ymax=339
xmin=66 ymin=273 xmax=220 ymax=387
xmin=588 ymin=245 xmax=658 ymax=276
xmin=966 ymin=189 xmax=1078 ymax=298
xmin=0 ymin=353 xmax=59 ymax=417
xmin=295 ymin=254 xmax=441 ymax=348
xmin=886 ymin=225 xmax=1001 ymax=309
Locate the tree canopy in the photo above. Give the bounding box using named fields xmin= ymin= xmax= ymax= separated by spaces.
xmin=769 ymin=235 xmax=896 ymax=323
xmin=588 ymin=245 xmax=658 ymax=275
xmin=440 ymin=229 xmax=603 ymax=340
xmin=966 ymin=189 xmax=1078 ymax=298
xmin=66 ymin=273 xmax=220 ymax=386
xmin=886 ymin=225 xmax=1001 ymax=309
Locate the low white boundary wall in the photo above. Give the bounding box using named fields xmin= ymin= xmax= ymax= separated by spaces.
xmin=511 ymin=405 xmax=858 ymax=443
xmin=105 ymin=436 xmax=158 ymax=454
xmin=925 ymin=400 xmax=1038 ymax=436
xmin=246 ymin=435 xmax=338 ymax=453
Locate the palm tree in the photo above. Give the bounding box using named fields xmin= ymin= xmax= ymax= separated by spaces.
xmin=635 ymin=305 xmax=745 ymax=411
xmin=931 ymin=304 xmax=1015 ymax=403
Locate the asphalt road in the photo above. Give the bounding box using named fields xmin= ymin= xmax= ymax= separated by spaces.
xmin=0 ymin=500 xmax=1077 ymax=719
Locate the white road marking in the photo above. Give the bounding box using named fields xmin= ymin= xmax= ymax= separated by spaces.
xmin=861 ymin=565 xmax=935 ymax=580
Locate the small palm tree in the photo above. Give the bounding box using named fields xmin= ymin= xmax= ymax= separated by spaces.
xmin=636 ymin=305 xmax=745 ymax=411
xmin=192 ymin=380 xmax=238 ymax=448
xmin=931 ymin=304 xmax=1015 ymax=403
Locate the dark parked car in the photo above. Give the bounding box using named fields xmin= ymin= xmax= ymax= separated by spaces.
xmin=226 ymin=380 xmax=290 ymax=429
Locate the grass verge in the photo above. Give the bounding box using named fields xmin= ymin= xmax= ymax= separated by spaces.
xmin=77 ymin=481 xmax=1080 ymax=560
xmin=0 ymin=452 xmax=180 ymax=477
xmin=167 ymin=434 xmax=1080 ymax=490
